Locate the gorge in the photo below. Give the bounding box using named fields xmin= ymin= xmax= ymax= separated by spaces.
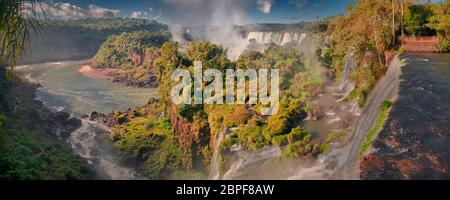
xmin=2 ymin=0 xmax=449 ymax=181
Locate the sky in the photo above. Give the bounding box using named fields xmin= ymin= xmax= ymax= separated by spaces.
xmin=37 ymin=0 xmax=443 ymax=24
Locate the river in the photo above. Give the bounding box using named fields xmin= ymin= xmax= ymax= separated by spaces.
xmin=16 ymin=61 xmax=157 ymax=116
xmin=16 ymin=61 xmax=158 ymax=180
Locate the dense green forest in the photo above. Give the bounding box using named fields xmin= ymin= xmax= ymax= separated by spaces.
xmin=20 ymin=18 xmax=168 ymax=64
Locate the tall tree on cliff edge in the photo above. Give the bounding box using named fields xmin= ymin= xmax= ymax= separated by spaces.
xmin=0 ymin=0 xmax=42 ymax=79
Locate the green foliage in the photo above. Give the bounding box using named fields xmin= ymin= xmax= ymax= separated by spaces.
xmin=237 ymin=46 xmax=304 ymax=89
xmin=112 ymin=115 xmax=183 ymax=179
xmin=272 ymin=126 xmax=309 ymax=147
xmin=404 ymin=4 xmax=435 ymax=36
xmin=264 ymin=114 xmax=290 ymax=139
xmin=0 ymin=114 xmax=7 ymax=150
xmin=438 ymin=34 xmax=450 ymax=52
xmin=322 ymin=0 xmax=411 ymax=106
xmin=0 ymin=0 xmax=41 ymax=77
xmin=326 ymin=130 xmax=347 ymax=143
xmin=0 ymin=72 xmax=89 ymax=180
xmin=287 ymin=127 xmax=310 ymax=144
xmin=236 ymin=124 xmax=267 ymax=151
xmin=403 ymin=2 xmax=449 ymax=52
xmin=155 ymin=42 xmax=181 ymax=109
xmin=312 ymin=20 xmax=330 ymax=33
xmin=206 ymin=105 xmax=251 ymax=137
xmin=201 ymin=146 xmax=212 ymax=167
xmin=178 ymin=104 xmax=204 ymax=122
xmin=186 ymin=41 xmax=232 ymax=71
xmin=316 ymin=47 xmax=333 ymax=68
xmin=92 ymin=31 xmax=170 ymax=68
xmin=0 ymin=127 xmax=89 ymax=180
xmin=282 ymin=133 xmax=326 ymax=159
xmin=359 ymin=100 xmax=393 ymax=156
xmin=142 ymin=135 xmax=182 ymax=178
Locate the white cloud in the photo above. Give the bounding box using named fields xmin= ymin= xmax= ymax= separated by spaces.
xmin=87 ymin=5 xmax=121 ymax=18
xmin=129 ymin=7 xmax=161 ymax=20
xmin=130 ymin=11 xmax=143 ymax=18
xmin=27 ymin=2 xmax=121 ymax=19
xmin=257 ymin=0 xmax=273 ymax=14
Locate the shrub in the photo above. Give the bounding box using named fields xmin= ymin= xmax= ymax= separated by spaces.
xmin=237 ymin=124 xmax=267 ymax=151
xmin=326 ymin=130 xmax=347 ymax=143
xmin=224 ymin=106 xmax=251 ymax=127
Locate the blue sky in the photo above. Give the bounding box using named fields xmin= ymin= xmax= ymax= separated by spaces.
xmin=39 ymin=0 xmax=443 ymax=24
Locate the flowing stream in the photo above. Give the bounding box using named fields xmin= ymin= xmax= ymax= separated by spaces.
xmin=16 ymin=61 xmax=158 ymax=180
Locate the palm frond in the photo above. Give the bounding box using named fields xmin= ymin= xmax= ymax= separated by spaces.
xmin=0 ymin=0 xmax=43 ymax=79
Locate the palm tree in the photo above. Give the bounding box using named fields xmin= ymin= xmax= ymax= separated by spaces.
xmin=0 ymin=0 xmax=42 ymax=78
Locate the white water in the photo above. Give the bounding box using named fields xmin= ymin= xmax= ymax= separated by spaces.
xmin=245 ymin=32 xmax=307 ymax=46
xmin=69 ymin=119 xmax=147 ymax=180
xmin=209 ymin=130 xmax=226 ymax=180
xmin=288 ymin=56 xmax=406 ymax=180
xmin=222 ymin=146 xmax=282 ymax=180
xmin=337 ymin=56 xmax=357 ymax=99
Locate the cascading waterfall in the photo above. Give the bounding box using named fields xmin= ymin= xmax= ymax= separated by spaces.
xmin=69 ymin=119 xmax=146 ymax=180
xmin=246 ymin=32 xmax=307 ymax=46
xmin=337 ymin=56 xmax=357 ymax=99
xmin=209 ymin=130 xmax=226 ymax=180
xmin=222 ymin=146 xmax=282 ymax=180
xmin=288 ymin=55 xmax=406 ymax=180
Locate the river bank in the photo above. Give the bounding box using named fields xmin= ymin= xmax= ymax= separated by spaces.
xmin=79 ymin=63 xmax=158 ymax=88
xmin=79 ymin=65 xmax=116 ymax=80
xmin=0 ymin=71 xmax=91 ymax=179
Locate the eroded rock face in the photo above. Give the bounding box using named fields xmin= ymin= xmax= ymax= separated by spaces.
xmin=93 ymin=49 xmax=160 ymax=88
xmin=168 ymin=101 xmax=202 ymax=169
xmin=360 ymin=54 xmax=450 ymax=180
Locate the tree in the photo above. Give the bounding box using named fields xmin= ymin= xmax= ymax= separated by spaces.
xmin=0 ymin=0 xmax=42 ymax=78
xmin=404 ymin=4 xmax=435 ymax=35
xmin=154 ymin=42 xmax=181 ymax=109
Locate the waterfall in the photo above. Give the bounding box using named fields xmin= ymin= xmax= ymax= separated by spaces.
xmin=222 ymin=146 xmax=282 ymax=180
xmin=246 ymin=32 xmax=307 ymax=46
xmin=209 ymin=129 xmax=226 ymax=180
xmin=288 ymin=55 xmax=406 ymax=180
xmin=69 ymin=119 xmax=146 ymax=180
xmin=337 ymin=56 xmax=357 ymax=99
